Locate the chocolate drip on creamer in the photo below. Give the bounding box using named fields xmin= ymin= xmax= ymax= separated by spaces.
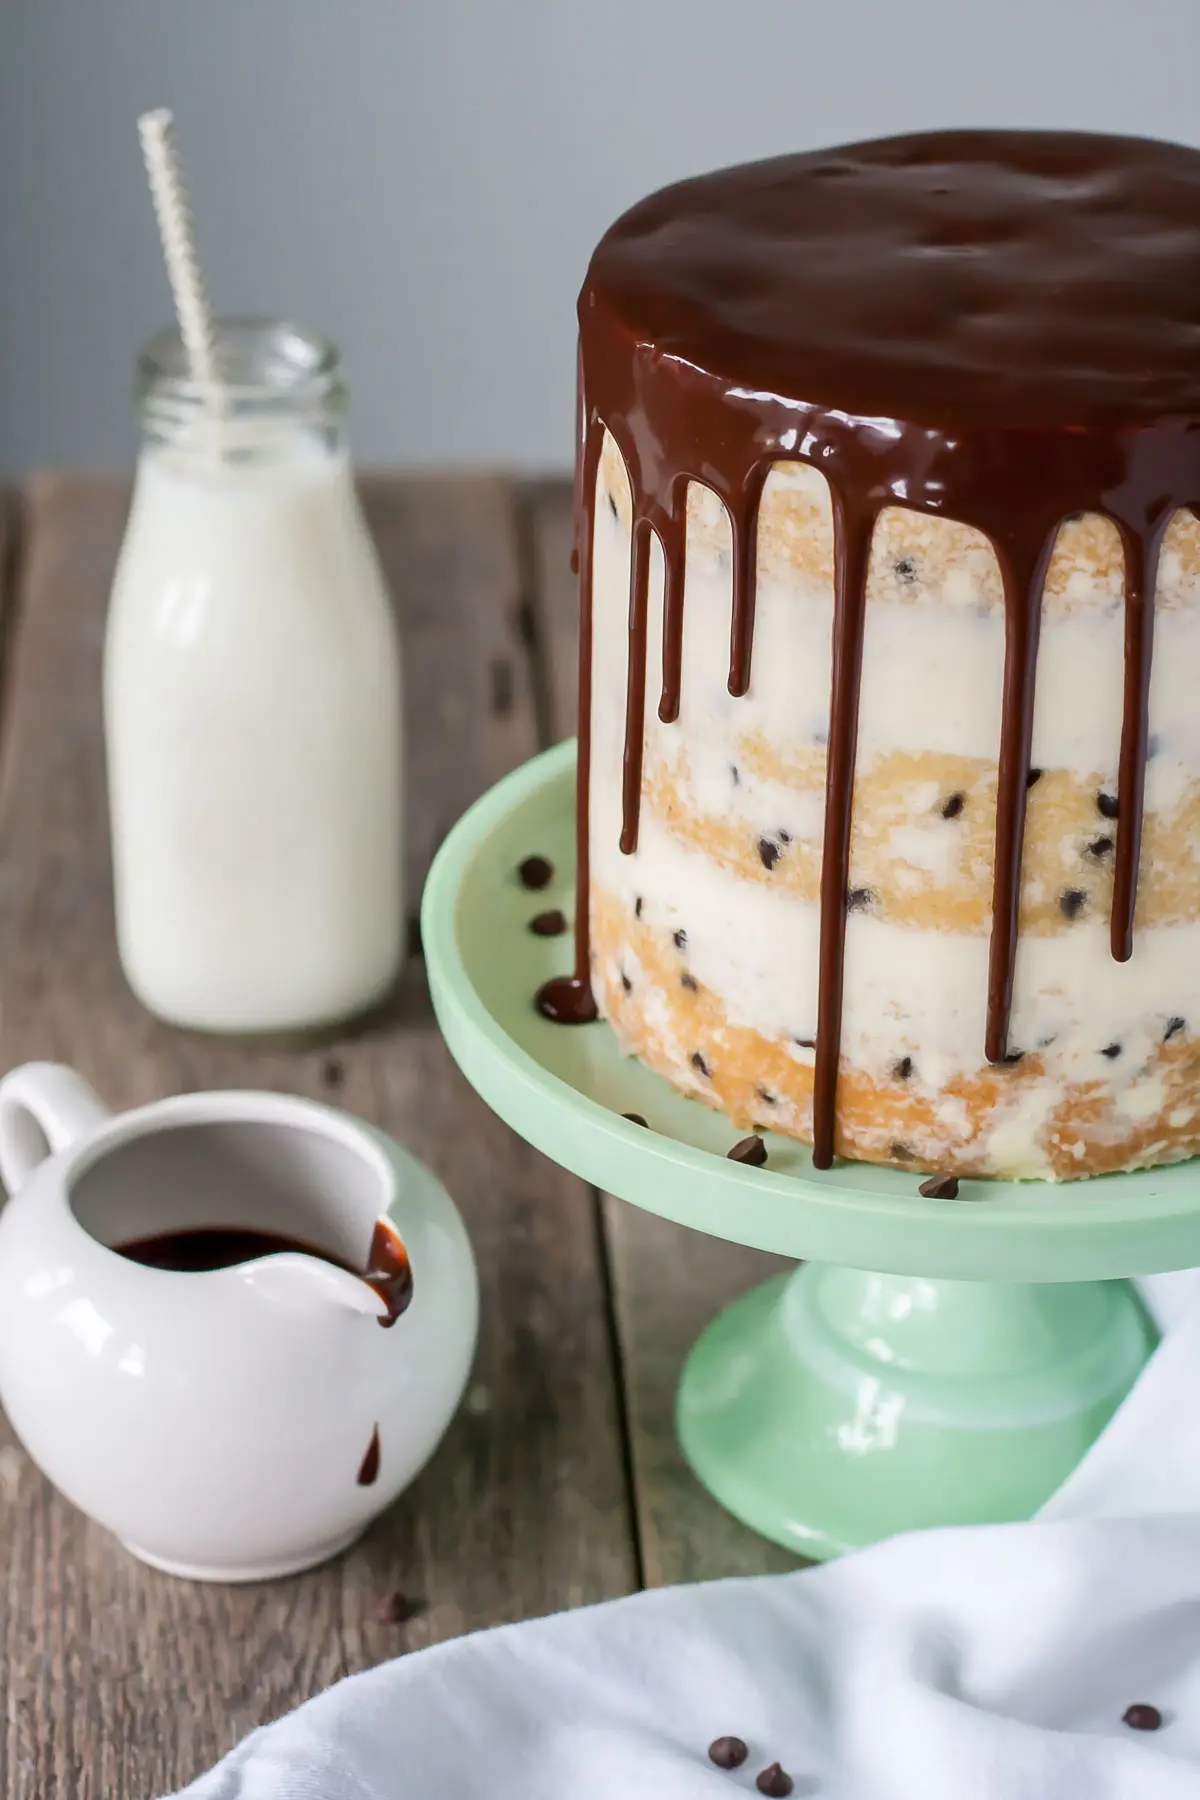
xmin=539 ymin=131 xmax=1200 ymax=1167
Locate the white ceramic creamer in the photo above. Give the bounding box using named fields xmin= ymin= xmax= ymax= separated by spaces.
xmin=105 ymin=320 xmax=404 ymax=1034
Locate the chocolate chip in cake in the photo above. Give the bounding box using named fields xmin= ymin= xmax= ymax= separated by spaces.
xmin=756 ymin=1763 xmax=794 ymax=1797
xmin=893 ymin=1055 xmax=914 ymax=1080
xmin=608 ymin=492 xmax=619 ymax=520
xmin=518 ymin=854 xmax=554 ymax=890
xmin=891 ymin=1141 xmax=915 ymax=1161
xmin=691 ymin=1051 xmax=711 ymax=1077
xmin=1086 ymin=836 xmax=1114 ymax=861
xmin=919 ymin=1174 xmax=960 ymax=1199
xmin=758 ymin=837 xmax=782 ymax=872
xmin=1123 ymin=1703 xmax=1163 ymax=1732
xmin=681 ymin=971 xmax=699 ymax=992
xmin=778 ymin=828 xmax=793 ymax=844
xmin=673 ymin=928 xmax=688 ymax=950
xmin=1165 ymin=1016 xmax=1186 ymax=1042
xmin=793 ymin=1036 xmax=816 ymax=1050
xmin=622 ymin=1112 xmax=648 ymax=1128
xmin=1059 ymin=888 xmax=1088 ymax=921
xmin=375 ymin=1590 xmax=425 ymax=1626
xmin=634 ymin=895 xmax=643 ymax=919
xmin=847 ymin=886 xmax=876 ymax=913
xmin=620 ymin=971 xmax=633 ymax=994
xmin=1026 ymin=767 xmax=1043 ymax=788
xmin=530 ymin=909 xmax=567 ymax=937
xmin=1148 ymin=733 xmax=1162 ymax=759
xmin=941 ymin=792 xmax=966 ymax=820
xmin=1101 ymin=1041 xmax=1122 ymax=1059
xmin=730 ymin=763 xmax=741 ymax=785
xmin=708 ymin=1737 xmax=748 ymax=1770
xmin=996 ymin=1048 xmax=1026 ymax=1066
xmin=1097 ymin=790 xmax=1119 ymax=820
xmin=728 ymin=1135 xmax=768 ymax=1166
xmin=894 ymin=556 xmax=918 ymax=584
xmin=756 ymin=1085 xmax=778 ymax=1106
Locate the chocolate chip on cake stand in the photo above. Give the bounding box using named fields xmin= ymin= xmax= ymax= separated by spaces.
xmin=728 ymin=1135 xmax=768 ymax=1167
xmin=919 ymin=1174 xmax=960 ymax=1199
xmin=529 ymin=909 xmax=567 ymax=937
xmin=517 ymin=854 xmax=554 ymax=890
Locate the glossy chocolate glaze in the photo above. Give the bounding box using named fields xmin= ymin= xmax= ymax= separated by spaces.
xmin=539 ymin=130 xmax=1200 ymax=1167
xmin=117 ymin=1218 xmax=413 ymax=1325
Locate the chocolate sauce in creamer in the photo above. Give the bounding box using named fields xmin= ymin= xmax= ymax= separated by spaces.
xmin=537 ymin=130 xmax=1200 ymax=1168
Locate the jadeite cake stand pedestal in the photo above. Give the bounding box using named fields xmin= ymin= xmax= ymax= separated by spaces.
xmin=423 ymin=740 xmax=1200 ymax=1560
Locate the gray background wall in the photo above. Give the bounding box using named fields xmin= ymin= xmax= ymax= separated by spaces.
xmin=1 ymin=0 xmax=1197 ymax=477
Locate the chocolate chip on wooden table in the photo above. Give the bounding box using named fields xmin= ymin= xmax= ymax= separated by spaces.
xmin=375 ymin=1590 xmax=425 ymax=1625
xmin=708 ymin=1736 xmax=748 ymax=1770
xmin=756 ymin=1763 xmax=794 ymax=1797
xmin=1123 ymin=1703 xmax=1163 ymax=1731
xmin=728 ymin=1135 xmax=768 ymax=1166
xmin=919 ymin=1174 xmax=960 ymax=1199
xmin=518 ymin=854 xmax=554 ymax=890
xmin=529 ymin=909 xmax=567 ymax=936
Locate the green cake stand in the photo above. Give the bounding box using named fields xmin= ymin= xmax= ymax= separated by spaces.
xmin=422 ymin=740 xmax=1200 ymax=1560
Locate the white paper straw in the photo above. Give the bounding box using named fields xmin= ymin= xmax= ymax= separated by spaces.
xmin=137 ymin=107 xmax=221 ymax=403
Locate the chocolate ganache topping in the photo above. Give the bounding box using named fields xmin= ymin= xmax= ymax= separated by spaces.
xmin=537 ymin=129 xmax=1200 ymax=1169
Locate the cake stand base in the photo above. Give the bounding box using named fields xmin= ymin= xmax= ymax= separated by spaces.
xmin=677 ymin=1264 xmax=1156 ymax=1559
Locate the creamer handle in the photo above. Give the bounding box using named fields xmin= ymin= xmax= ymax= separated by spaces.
xmin=0 ymin=1063 xmax=112 ymax=1195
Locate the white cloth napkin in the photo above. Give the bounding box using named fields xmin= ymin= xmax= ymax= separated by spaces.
xmin=175 ymin=1273 xmax=1200 ymax=1799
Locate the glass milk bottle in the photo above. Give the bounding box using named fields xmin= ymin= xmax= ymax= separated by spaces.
xmin=104 ymin=320 xmax=404 ymax=1034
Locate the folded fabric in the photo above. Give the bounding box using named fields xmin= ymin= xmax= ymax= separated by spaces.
xmin=174 ymin=1275 xmax=1200 ymax=1799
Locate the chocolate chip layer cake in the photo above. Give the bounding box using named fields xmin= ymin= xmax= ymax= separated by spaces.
xmin=539 ymin=130 xmax=1200 ymax=1181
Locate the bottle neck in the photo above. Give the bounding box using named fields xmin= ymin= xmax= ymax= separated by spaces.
xmin=136 ymin=318 xmax=347 ymax=465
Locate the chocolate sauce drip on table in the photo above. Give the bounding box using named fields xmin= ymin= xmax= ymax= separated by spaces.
xmin=541 ymin=130 xmax=1200 ymax=1166
xmin=116 ymin=1219 xmax=414 ymax=1326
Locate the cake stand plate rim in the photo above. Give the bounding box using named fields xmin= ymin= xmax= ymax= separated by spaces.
xmin=421 ymin=739 xmax=1200 ymax=1281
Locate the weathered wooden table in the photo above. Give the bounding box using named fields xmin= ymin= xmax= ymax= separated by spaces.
xmin=0 ymin=475 xmax=795 ymax=1798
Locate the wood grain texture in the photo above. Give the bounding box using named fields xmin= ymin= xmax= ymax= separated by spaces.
xmin=0 ymin=473 xmax=635 ymax=1799
xmin=520 ymin=477 xmax=798 ymax=1586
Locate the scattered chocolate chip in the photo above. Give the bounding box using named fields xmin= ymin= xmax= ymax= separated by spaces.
xmin=708 ymin=1736 xmax=749 ymax=1770
xmin=489 ymin=656 xmax=514 ymax=718
xmin=847 ymin=886 xmax=876 ymax=912
xmin=728 ymin=1135 xmax=768 ymax=1166
xmin=1026 ymin=767 xmax=1043 ymax=788
xmin=1097 ymin=791 xmax=1119 ymax=820
xmin=1086 ymin=836 xmax=1114 ymax=860
xmin=518 ymin=855 xmax=554 ymax=890
xmin=1101 ymin=1041 xmax=1122 ymax=1059
xmin=940 ymin=792 xmax=966 ymax=820
xmin=730 ymin=763 xmax=740 ymax=786
xmin=893 ymin=1055 xmax=914 ymax=1081
xmin=375 ymin=1590 xmax=425 ymax=1626
xmin=758 ymin=837 xmax=781 ymax=872
xmin=634 ymin=895 xmax=643 ymax=919
xmin=1165 ymin=1016 xmax=1186 ymax=1042
xmin=778 ymin=829 xmax=793 ymax=844
xmin=1123 ymin=1703 xmax=1163 ymax=1732
xmin=756 ymin=1763 xmax=794 ymax=1797
xmin=756 ymin=1086 xmax=778 ymax=1106
xmin=920 ymin=1175 xmax=960 ymax=1199
xmin=691 ymin=1051 xmax=711 ymax=1077
xmin=321 ymin=1055 xmax=344 ymax=1090
xmin=622 ymin=1112 xmax=648 ymax=1128
xmin=673 ymin=928 xmax=688 ymax=950
xmin=530 ymin=909 xmax=567 ymax=937
xmin=894 ymin=556 xmax=918 ymax=584
xmin=620 ymin=972 xmax=633 ymax=994
xmin=608 ymin=492 xmax=618 ymax=520
xmin=1059 ymin=888 xmax=1088 ymax=921
xmin=891 ymin=1141 xmax=915 ymax=1161
xmin=407 ymin=913 xmax=424 ymax=960
xmin=681 ymin=971 xmax=699 ymax=992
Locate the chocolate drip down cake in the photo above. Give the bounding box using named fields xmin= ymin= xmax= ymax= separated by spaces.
xmin=541 ymin=130 xmax=1200 ymax=1181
